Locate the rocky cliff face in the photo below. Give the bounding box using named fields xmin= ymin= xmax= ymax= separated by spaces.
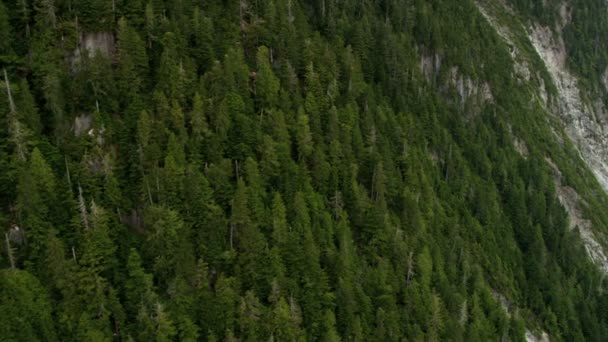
xmin=528 ymin=25 xmax=608 ymax=193
xmin=71 ymin=32 xmax=115 ymax=67
xmin=527 ymin=22 xmax=608 ymax=274
xmin=475 ymin=1 xmax=608 ymax=275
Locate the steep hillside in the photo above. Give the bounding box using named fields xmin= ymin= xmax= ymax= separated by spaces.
xmin=1 ymin=0 xmax=608 ymax=341
xmin=478 ymin=0 xmax=608 ymax=279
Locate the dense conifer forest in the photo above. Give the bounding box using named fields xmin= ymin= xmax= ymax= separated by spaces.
xmin=1 ymin=0 xmax=608 ymax=340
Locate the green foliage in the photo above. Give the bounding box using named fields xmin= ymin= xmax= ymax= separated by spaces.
xmin=0 ymin=1 xmax=12 ymax=57
xmin=0 ymin=270 xmax=57 ymax=340
xmin=255 ymin=46 xmax=280 ymax=110
xmin=0 ymin=0 xmax=608 ymax=340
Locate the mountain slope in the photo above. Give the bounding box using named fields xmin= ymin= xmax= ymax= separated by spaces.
xmin=478 ymin=0 xmax=608 ymax=278
xmin=1 ymin=0 xmax=608 ymax=340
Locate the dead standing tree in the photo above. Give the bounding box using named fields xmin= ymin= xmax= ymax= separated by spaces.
xmin=5 ymin=233 xmax=15 ymax=269
xmin=3 ymin=68 xmax=27 ymax=162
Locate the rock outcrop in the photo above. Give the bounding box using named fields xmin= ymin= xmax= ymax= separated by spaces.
xmin=71 ymin=32 xmax=115 ymax=66
xmin=528 ymin=25 xmax=608 ymax=193
xmin=475 ymin=1 xmax=608 ymax=275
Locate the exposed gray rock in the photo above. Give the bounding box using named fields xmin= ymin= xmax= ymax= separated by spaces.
xmin=476 ymin=3 xmax=531 ymax=82
xmin=490 ymin=289 xmax=551 ymax=342
xmin=476 ymin=0 xmax=608 ymax=276
xmin=526 ymin=330 xmax=550 ymax=342
xmin=513 ymin=136 xmax=529 ymax=157
xmin=74 ymin=114 xmax=92 ymax=136
xmin=71 ymin=32 xmax=115 ymax=66
xmin=528 ymin=25 xmax=608 ymax=195
xmin=602 ymin=67 xmax=608 ymax=93
xmin=8 ymin=225 xmax=24 ymax=245
xmin=448 ymin=66 xmax=493 ymax=108
xmin=420 ymin=53 xmax=442 ymax=81
xmin=546 ymin=157 xmax=608 ymax=274
xmin=559 ymin=2 xmax=572 ymax=28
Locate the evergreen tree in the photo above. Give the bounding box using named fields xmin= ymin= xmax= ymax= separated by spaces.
xmin=0 ymin=1 xmax=12 ymax=60
xmin=124 ymin=248 xmax=157 ymax=318
xmin=16 ymin=148 xmax=56 ymax=269
xmin=0 ymin=269 xmax=57 ymax=340
xmin=255 ymin=46 xmax=280 ymax=110
xmin=0 ymin=1 xmax=607 ymax=340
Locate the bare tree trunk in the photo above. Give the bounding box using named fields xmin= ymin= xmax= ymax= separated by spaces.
xmin=406 ymin=251 xmax=414 ymax=286
xmin=15 ymin=208 xmax=26 ymax=247
xmin=239 ymin=0 xmax=247 ymax=33
xmin=145 ymin=176 xmax=154 ymax=205
xmin=370 ymin=166 xmax=377 ymax=201
xmin=287 ymin=0 xmax=294 ymax=23
xmin=321 ymin=0 xmax=326 ymax=18
xmin=3 ymin=69 xmax=16 ymax=114
xmin=5 ymin=233 xmax=15 ymax=269
xmin=230 ymin=224 xmax=235 ymax=250
xmin=459 ymin=300 xmax=468 ymax=326
xmin=445 ymin=144 xmax=452 ymax=182
xmin=78 ymin=183 xmax=90 ymax=230
xmin=65 ymin=156 xmax=72 ymax=190
xmin=4 ymin=69 xmax=27 ymax=162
